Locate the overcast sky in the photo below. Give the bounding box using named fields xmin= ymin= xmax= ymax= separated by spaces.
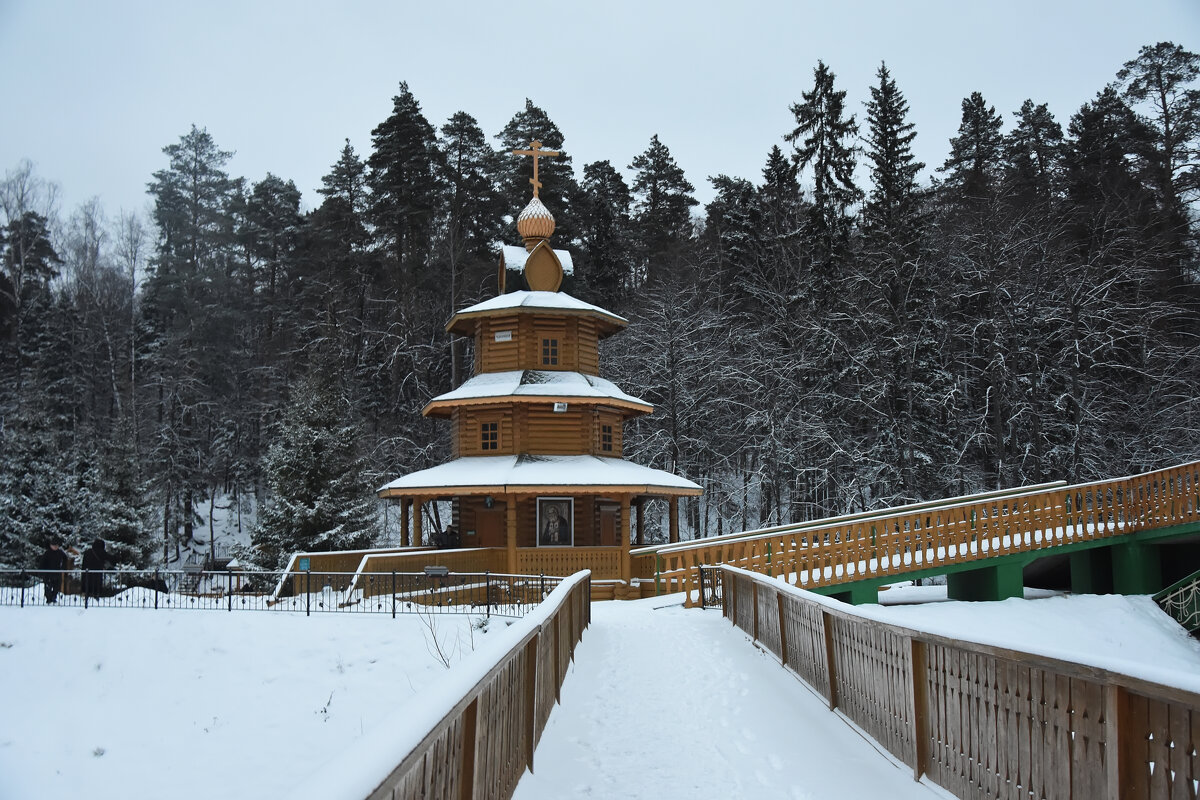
xmin=2 ymin=0 xmax=1197 ymax=223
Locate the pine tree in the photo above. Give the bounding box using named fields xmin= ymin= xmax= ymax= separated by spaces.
xmin=940 ymin=92 xmax=1005 ymax=203
xmin=366 ymin=82 xmax=443 ymax=292
xmin=785 ymin=61 xmax=862 ymax=247
xmin=254 ymin=372 xmax=379 ymax=567
xmin=628 ymin=135 xmax=697 ymax=284
xmin=1003 ymin=100 xmax=1064 ymax=207
xmin=758 ymin=145 xmax=803 ymax=239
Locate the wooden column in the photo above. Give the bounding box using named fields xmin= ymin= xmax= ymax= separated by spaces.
xmin=619 ymin=495 xmax=631 ymax=583
xmin=413 ymin=497 xmax=423 ymax=547
xmin=506 ymin=496 xmax=518 ymax=574
xmin=669 ymin=497 xmax=679 ymax=544
xmin=635 ymin=497 xmax=645 ymax=546
xmin=400 ymin=499 xmax=410 ymax=547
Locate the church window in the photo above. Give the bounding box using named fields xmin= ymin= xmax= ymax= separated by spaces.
xmin=541 ymin=338 xmax=559 ymax=366
xmin=601 ymin=424 xmax=613 ymax=452
xmin=481 ymin=421 xmax=499 ymax=450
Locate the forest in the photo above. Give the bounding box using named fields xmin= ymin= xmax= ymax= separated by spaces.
xmin=0 ymin=42 xmax=1197 ymax=569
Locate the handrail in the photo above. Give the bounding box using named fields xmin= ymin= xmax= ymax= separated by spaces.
xmin=632 ymin=479 xmax=1068 ymax=557
xmin=292 ymin=570 xmax=591 ymax=800
xmin=722 ymin=565 xmax=1200 ymax=799
xmin=1154 ymin=566 xmax=1200 ymax=633
xmin=658 ymin=460 xmax=1200 ymax=605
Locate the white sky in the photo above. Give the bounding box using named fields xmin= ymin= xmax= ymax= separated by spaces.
xmin=1 ymin=0 xmax=1197 ymax=221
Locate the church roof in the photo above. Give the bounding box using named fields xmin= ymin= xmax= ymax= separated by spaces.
xmin=377 ymin=454 xmax=703 ymax=497
xmin=447 ymin=290 xmax=626 ymax=336
xmin=424 ymin=370 xmax=652 ymax=416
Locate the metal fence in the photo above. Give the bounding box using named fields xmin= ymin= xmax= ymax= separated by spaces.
xmin=0 ymin=569 xmax=562 ymax=618
xmin=696 ymin=565 xmax=724 ymax=607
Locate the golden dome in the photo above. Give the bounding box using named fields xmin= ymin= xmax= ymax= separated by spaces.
xmin=517 ymin=196 xmax=556 ymax=243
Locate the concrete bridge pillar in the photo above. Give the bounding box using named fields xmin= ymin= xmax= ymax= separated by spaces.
xmin=828 ymin=583 xmax=878 ymax=605
xmin=946 ymin=561 xmax=1024 ymax=602
xmin=1069 ymin=547 xmax=1113 ymax=594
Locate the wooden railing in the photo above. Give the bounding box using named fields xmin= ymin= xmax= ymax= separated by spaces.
xmin=293 ymin=571 xmax=591 ymax=800
xmin=652 ymin=461 xmax=1200 ymax=605
xmin=724 ymin=566 xmax=1200 ymax=800
xmin=518 ymin=547 xmax=622 ymax=580
xmin=350 ymin=549 xmax=507 ymax=595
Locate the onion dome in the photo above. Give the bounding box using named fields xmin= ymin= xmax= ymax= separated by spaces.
xmin=517 ymin=196 xmax=556 ymax=245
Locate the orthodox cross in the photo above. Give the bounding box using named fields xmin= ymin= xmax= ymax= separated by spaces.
xmin=513 ymin=140 xmax=561 ymax=197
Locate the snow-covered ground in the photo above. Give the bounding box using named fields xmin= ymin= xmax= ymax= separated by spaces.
xmin=0 ymin=605 xmax=499 ymax=799
xmin=3 ymin=590 xmax=1198 ymax=799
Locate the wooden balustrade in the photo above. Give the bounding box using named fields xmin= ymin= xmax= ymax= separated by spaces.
xmin=724 ymin=565 xmax=1200 ymax=800
xmin=517 ymin=547 xmax=622 ymax=581
xmin=662 ymin=461 xmax=1200 ymax=605
xmin=362 ymin=571 xmax=591 ymax=800
xmin=350 ymin=549 xmax=508 ymax=596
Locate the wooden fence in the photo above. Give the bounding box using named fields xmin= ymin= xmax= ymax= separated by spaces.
xmin=723 ymin=566 xmax=1200 ymax=800
xmin=650 ymin=461 xmax=1200 ymax=605
xmin=363 ymin=570 xmax=590 ymax=800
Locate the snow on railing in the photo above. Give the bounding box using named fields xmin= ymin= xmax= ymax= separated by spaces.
xmin=290 ymin=570 xmax=591 ymax=800
xmin=650 ymin=460 xmax=1200 ymax=606
xmin=722 ymin=565 xmax=1200 ymax=800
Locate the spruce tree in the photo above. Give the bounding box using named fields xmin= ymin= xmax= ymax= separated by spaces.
xmin=862 ymin=62 xmax=924 ymax=236
xmin=254 ymin=372 xmax=379 ymax=567
xmin=785 ymin=61 xmax=862 ymax=247
xmin=578 ymin=160 xmax=634 ymax=302
xmin=1003 ymin=100 xmax=1064 ymax=207
xmin=628 ymin=134 xmax=697 ymax=284
xmin=497 ymin=100 xmax=580 ymax=240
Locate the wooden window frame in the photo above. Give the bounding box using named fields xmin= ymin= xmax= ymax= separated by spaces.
xmin=541 ymin=337 xmax=559 ymax=366
xmin=480 ymin=420 xmax=499 ymax=451
xmin=601 ymin=423 xmax=614 ymax=452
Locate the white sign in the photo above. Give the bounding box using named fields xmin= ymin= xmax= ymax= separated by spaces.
xmin=494 ymin=330 xmax=513 ymax=342
xmin=553 ymin=402 xmax=568 ymax=413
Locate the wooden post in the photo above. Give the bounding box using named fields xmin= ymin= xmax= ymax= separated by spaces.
xmin=752 ymin=581 xmax=760 ymax=641
xmin=822 ymin=610 xmax=839 ymax=710
xmin=524 ymin=634 xmax=539 ymax=772
xmin=400 ymin=499 xmax=410 ymax=547
xmin=908 ymin=637 xmax=929 ymax=781
xmin=635 ymin=497 xmax=645 ymax=546
xmin=669 ymin=497 xmax=679 ymax=544
xmin=507 ymin=496 xmax=518 ymax=575
xmin=413 ymin=497 xmax=423 ymax=547
xmin=619 ymin=496 xmax=631 ymax=584
xmin=458 ymin=698 xmax=479 ymax=800
xmin=1104 ymin=683 xmax=1126 ymax=800
xmin=777 ymin=594 xmax=789 ymax=668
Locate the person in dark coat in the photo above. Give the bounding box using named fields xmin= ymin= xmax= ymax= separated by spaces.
xmin=81 ymin=539 xmax=109 ymax=597
xmin=37 ymin=540 xmax=69 ymax=603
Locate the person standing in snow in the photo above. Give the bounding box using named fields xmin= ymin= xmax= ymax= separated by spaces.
xmin=37 ymin=540 xmax=69 ymax=603
xmin=81 ymin=539 xmax=109 ymax=597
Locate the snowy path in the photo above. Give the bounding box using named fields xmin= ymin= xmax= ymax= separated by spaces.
xmin=512 ymin=599 xmax=942 ymax=800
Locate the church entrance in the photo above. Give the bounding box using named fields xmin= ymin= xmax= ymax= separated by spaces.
xmin=476 ymin=507 xmax=505 ymax=547
xmin=599 ymin=505 xmax=618 ymax=547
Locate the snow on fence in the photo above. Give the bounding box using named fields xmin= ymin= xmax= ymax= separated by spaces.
xmin=0 ymin=569 xmax=561 ymax=618
xmin=722 ymin=565 xmax=1200 ymax=800
xmin=645 ymin=460 xmax=1200 ymax=605
xmin=292 ymin=570 xmax=591 ymax=800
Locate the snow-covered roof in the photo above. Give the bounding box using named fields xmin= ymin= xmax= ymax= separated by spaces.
xmin=425 ymin=370 xmax=651 ymax=414
xmin=451 ymin=290 xmax=624 ymax=325
xmin=500 ymin=244 xmax=573 ymax=275
xmin=377 ymin=454 xmax=702 ymax=496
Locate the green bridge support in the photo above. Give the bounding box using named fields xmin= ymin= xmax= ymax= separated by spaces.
xmin=946 ymin=561 xmax=1025 ymax=602
xmin=1112 ymin=540 xmax=1163 ymax=595
xmin=827 ymin=583 xmax=878 ymax=605
xmin=1069 ymin=548 xmax=1113 ymax=594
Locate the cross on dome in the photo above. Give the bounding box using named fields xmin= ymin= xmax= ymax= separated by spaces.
xmin=512 ymin=140 xmax=561 ymax=198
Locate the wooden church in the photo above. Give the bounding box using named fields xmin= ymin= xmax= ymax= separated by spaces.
xmin=376 ymin=141 xmax=701 ymax=592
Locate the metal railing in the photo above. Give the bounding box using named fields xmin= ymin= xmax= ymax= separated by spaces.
xmin=1154 ymin=567 xmax=1200 ymax=633
xmin=0 ymin=569 xmax=562 ymax=618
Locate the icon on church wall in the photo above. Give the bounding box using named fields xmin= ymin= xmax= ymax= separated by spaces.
xmin=537 ymin=497 xmax=573 ymax=547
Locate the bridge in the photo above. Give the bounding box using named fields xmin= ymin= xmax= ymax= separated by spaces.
xmin=633 ymin=460 xmax=1200 ymax=606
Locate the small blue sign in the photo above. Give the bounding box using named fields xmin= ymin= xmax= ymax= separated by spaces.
xmin=298 ymin=557 xmax=310 ymax=571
